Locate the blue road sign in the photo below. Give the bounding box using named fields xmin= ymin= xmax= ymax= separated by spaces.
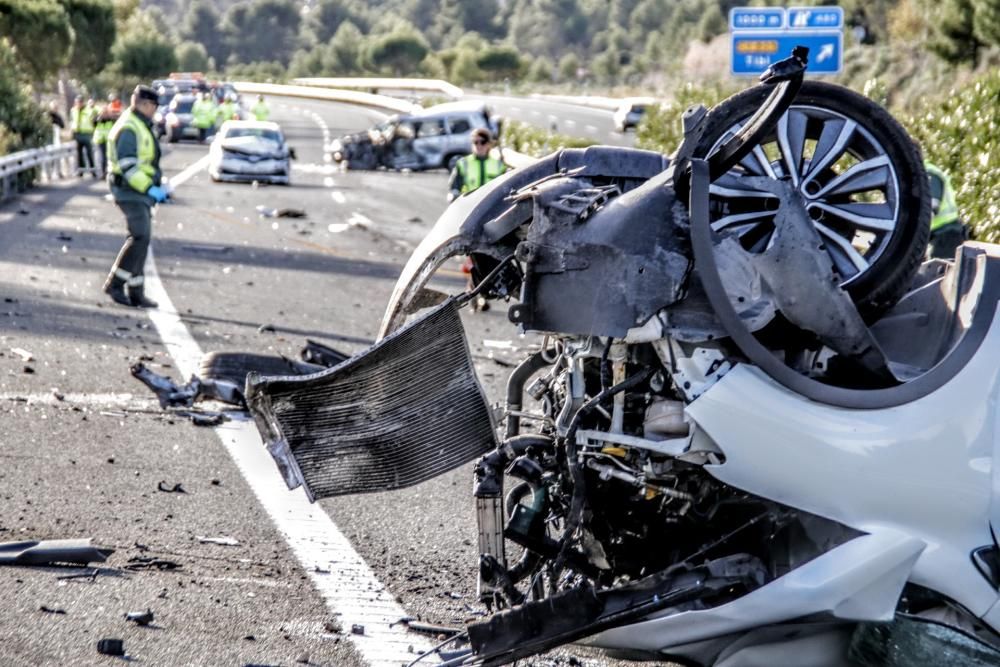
xmin=787 ymin=6 xmax=844 ymax=30
xmin=729 ymin=7 xmax=785 ymax=31
xmin=731 ymin=31 xmax=843 ymax=76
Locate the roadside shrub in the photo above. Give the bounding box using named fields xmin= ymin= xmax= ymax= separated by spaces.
xmin=903 ymin=68 xmax=1000 ymax=241
xmin=501 ymin=119 xmax=596 ymax=158
xmin=634 ymin=82 xmax=734 ymax=156
xmin=0 ymin=39 xmax=48 ymax=155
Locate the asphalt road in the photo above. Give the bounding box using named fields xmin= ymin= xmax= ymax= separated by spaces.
xmin=469 ymin=94 xmax=636 ymax=147
xmin=0 ymin=96 xmax=671 ymax=666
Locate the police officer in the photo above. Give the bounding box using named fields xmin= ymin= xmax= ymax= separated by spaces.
xmin=447 ymin=128 xmax=506 ymax=202
xmin=192 ymin=91 xmax=216 ymax=142
xmin=925 ymin=162 xmax=969 ymax=260
xmin=92 ymin=97 xmax=121 ymax=179
xmin=103 ymin=85 xmax=167 ymax=308
xmin=251 ymin=94 xmax=269 ymax=121
xmin=70 ymin=96 xmax=98 ymax=176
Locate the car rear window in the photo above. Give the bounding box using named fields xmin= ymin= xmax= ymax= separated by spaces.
xmin=174 ymin=99 xmax=195 ymax=113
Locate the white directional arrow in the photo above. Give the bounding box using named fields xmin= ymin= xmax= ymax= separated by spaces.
xmin=817 ymin=43 xmax=835 ymax=63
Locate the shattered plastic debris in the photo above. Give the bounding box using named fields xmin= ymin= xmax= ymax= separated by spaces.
xmin=189 ymin=412 xmax=226 ymax=427
xmin=157 ymin=481 xmax=187 ymax=494
xmin=197 ymin=536 xmax=239 ymax=547
xmin=10 ymin=347 xmax=34 ymax=361
xmin=351 ymin=624 xmax=365 ymax=635
xmin=125 ymin=557 xmax=180 ymax=571
xmin=256 ymin=206 xmax=307 ymax=218
xmin=39 ymin=605 xmax=67 ymax=615
xmin=130 ymin=363 xmax=245 ymax=409
xmin=96 ymin=639 xmax=125 ymax=656
xmin=0 ymin=539 xmax=114 ymax=566
xmin=125 ymin=609 xmax=154 ymax=626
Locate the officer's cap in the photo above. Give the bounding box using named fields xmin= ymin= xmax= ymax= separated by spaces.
xmin=133 ymin=85 xmax=158 ymax=103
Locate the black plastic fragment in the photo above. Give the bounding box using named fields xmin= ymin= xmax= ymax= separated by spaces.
xmin=125 ymin=609 xmax=154 ymax=626
xmin=97 ymin=638 xmax=125 ymax=656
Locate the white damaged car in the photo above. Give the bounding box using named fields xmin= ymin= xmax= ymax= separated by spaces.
xmin=208 ymin=120 xmax=293 ymax=185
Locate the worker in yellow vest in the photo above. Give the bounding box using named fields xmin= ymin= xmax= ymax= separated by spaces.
xmin=103 ymin=85 xmax=166 ymax=308
xmin=216 ymin=95 xmax=238 ymax=126
xmin=70 ymin=96 xmax=99 ymax=176
xmin=925 ymin=162 xmax=969 ymax=260
xmin=251 ymin=95 xmax=269 ymax=121
xmin=192 ymin=92 xmax=217 ymax=142
xmin=92 ymin=98 xmax=121 ymax=179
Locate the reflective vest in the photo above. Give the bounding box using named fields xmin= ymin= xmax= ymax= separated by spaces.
xmin=192 ymin=99 xmax=216 ymax=129
xmin=93 ymin=112 xmax=116 ymax=145
xmin=925 ymin=162 xmax=960 ymax=231
xmin=457 ymin=154 xmax=506 ymax=194
xmin=70 ymin=105 xmax=97 ymax=134
xmin=252 ymin=101 xmax=269 ymax=121
xmin=217 ymin=101 xmax=237 ymax=122
xmin=108 ymin=109 xmax=158 ymax=194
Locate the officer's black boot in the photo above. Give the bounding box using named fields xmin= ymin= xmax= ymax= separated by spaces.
xmin=103 ymin=275 xmax=131 ymax=306
xmin=128 ymin=284 xmax=158 ymax=309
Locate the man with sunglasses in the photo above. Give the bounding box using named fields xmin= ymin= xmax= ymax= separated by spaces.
xmin=447 ymin=128 xmax=506 ymax=202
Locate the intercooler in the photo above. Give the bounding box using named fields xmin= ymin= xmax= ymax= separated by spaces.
xmin=246 ymin=298 xmax=497 ymax=500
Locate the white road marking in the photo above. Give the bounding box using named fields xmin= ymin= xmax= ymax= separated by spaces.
xmin=143 ymin=157 xmax=439 ymax=666
xmin=585 ymin=124 xmax=598 ymax=134
xmin=323 ymin=177 xmax=335 ymax=188
xmin=293 ymin=163 xmax=338 ymax=174
xmin=0 ymin=392 xmax=158 ymax=409
xmin=348 ymin=211 xmax=372 ymax=228
xmin=566 ymin=120 xmax=576 ymax=127
xmin=331 ymin=191 xmax=347 ymax=204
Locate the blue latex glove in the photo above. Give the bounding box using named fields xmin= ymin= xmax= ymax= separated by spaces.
xmin=147 ymin=185 xmax=168 ymax=203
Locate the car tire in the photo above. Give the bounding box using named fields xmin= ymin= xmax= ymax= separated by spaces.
xmin=199 ymin=351 xmax=324 ymax=388
xmin=692 ymin=80 xmax=930 ymax=317
xmin=167 ymin=131 xmax=177 ymax=144
xmin=446 ymin=154 xmax=463 ymax=171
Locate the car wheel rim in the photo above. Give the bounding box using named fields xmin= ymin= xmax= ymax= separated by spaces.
xmin=706 ymin=104 xmax=901 ymax=286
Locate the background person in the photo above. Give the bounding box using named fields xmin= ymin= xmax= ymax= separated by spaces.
xmin=103 ymin=85 xmax=167 ymax=309
xmin=925 ymin=162 xmax=970 ymax=260
xmin=70 ymin=96 xmax=98 ymax=176
xmin=447 ymin=127 xmax=506 ymax=202
xmin=252 ymin=94 xmax=269 ymax=121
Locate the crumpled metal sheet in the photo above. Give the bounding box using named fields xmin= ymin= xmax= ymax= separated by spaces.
xmin=247 ymin=298 xmax=497 ymax=500
xmin=0 ymin=539 xmax=114 ymax=565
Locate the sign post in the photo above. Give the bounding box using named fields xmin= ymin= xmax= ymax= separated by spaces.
xmin=729 ymin=6 xmax=844 ymax=76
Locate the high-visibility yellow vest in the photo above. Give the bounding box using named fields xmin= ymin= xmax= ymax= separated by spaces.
xmin=252 ymin=101 xmax=269 ymax=121
xmin=925 ymin=162 xmax=960 ymax=231
xmin=217 ymin=102 xmax=236 ymax=122
xmin=457 ymin=154 xmax=506 ymax=193
xmin=71 ymin=106 xmax=97 ymax=134
xmin=192 ymin=99 xmax=216 ymax=129
xmin=108 ymin=109 xmax=157 ymax=194
xmin=93 ymin=115 xmax=115 ymax=145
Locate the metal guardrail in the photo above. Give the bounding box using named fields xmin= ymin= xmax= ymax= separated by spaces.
xmin=233 ymin=81 xmax=422 ymax=115
xmin=0 ymin=143 xmax=76 ymax=203
xmin=292 ymin=77 xmax=464 ymax=99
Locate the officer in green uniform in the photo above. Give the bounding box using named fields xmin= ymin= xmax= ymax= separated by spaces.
xmin=192 ymin=91 xmax=216 ymax=142
xmin=103 ymin=85 xmax=167 ymax=308
xmin=70 ymin=96 xmax=98 ymax=176
xmin=447 ymin=127 xmax=506 ymax=201
xmin=925 ymin=162 xmax=969 ymax=260
xmin=216 ymin=95 xmax=238 ymax=126
xmin=251 ymin=95 xmax=269 ymax=121
xmin=92 ymin=102 xmax=120 ymax=179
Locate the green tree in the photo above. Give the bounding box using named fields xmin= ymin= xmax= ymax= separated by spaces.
xmin=112 ymin=9 xmax=178 ymax=79
xmin=61 ymin=0 xmax=116 ymax=77
xmin=696 ymin=3 xmax=727 ymax=41
xmin=0 ymin=39 xmax=49 ymax=154
xmin=365 ymin=25 xmax=428 ymax=75
xmin=326 ymin=19 xmax=364 ymax=73
xmin=176 ymin=41 xmax=209 ymax=71
xmin=450 ymin=48 xmax=481 ymax=83
xmin=476 ymin=44 xmax=523 ymax=82
xmin=557 ymin=52 xmax=580 ymax=81
xmin=972 ymin=0 xmax=1000 ymax=45
xmin=223 ymin=0 xmax=301 ymax=66
xmin=526 ymin=56 xmax=554 ymax=83
xmin=0 ymin=0 xmax=72 ymax=81
xmin=928 ymin=0 xmax=983 ymax=62
xmin=181 ymin=0 xmax=225 ymax=64
xmin=305 ymin=0 xmax=364 ymax=44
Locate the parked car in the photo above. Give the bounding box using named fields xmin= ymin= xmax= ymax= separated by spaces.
xmin=208 ymin=120 xmax=293 ymax=185
xmin=613 ymin=97 xmax=656 ymax=132
xmin=163 ymin=93 xmax=201 ymax=143
xmin=329 ymin=101 xmax=499 ymax=171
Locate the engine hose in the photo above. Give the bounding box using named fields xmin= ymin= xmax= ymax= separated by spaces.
xmin=504 ymin=352 xmax=552 ymax=437
xmin=550 ymin=367 xmax=655 ymax=591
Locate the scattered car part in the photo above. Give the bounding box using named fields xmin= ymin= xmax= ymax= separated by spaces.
xmin=96 ymin=638 xmax=125 ymax=656
xmin=197 ymin=536 xmax=239 ymax=546
xmin=198 ymin=351 xmax=326 ymax=390
xmin=157 ymin=481 xmax=186 ymax=494
xmin=125 ymin=609 xmax=154 ymax=626
xmin=130 ymin=362 xmax=245 ymax=408
xmin=125 ymin=557 xmax=180 ymax=571
xmin=188 ymin=411 xmax=227 ymax=427
xmin=39 ymin=605 xmax=67 ymax=615
xmin=0 ymin=539 xmax=113 ymax=566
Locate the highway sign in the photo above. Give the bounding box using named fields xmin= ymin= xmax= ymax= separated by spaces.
xmin=731 ymin=31 xmax=843 ymax=76
xmin=787 ymin=6 xmax=844 ymax=29
xmin=729 ymin=7 xmax=785 ymax=30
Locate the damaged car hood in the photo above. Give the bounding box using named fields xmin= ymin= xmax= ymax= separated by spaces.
xmin=220 ymin=135 xmax=286 ymax=158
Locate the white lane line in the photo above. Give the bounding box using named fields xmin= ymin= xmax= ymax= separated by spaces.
xmin=0 ymin=392 xmax=158 ymax=409
xmin=566 ymin=120 xmax=576 ymax=127
xmin=331 ymin=191 xmax=347 ymax=205
xmin=144 ymin=159 xmax=438 ymax=666
xmin=585 ymin=124 xmax=598 ymax=134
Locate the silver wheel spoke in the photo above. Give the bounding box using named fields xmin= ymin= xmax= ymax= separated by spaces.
xmin=815 ymin=222 xmax=870 ymax=273
xmin=711 ymin=210 xmax=775 ymax=232
xmin=777 ymin=110 xmax=807 ymax=187
xmin=802 ymin=119 xmax=856 ymax=188
xmin=811 ymin=202 xmax=895 ymax=232
xmin=709 ymin=176 xmax=777 ymax=200
xmin=813 ymin=155 xmax=890 ymax=199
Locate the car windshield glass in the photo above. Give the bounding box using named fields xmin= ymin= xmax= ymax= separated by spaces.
xmin=226 ymin=128 xmax=282 ymax=143
xmin=632 ymin=106 xmax=647 ymax=113
xmin=174 ymin=99 xmax=195 ymax=113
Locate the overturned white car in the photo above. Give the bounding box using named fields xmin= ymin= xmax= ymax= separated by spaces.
xmin=208 ymin=120 xmax=293 ymax=185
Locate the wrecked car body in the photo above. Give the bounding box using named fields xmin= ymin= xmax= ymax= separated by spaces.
xmin=329 ymin=102 xmax=499 ymax=171
xmin=246 ymin=49 xmax=1000 ymax=666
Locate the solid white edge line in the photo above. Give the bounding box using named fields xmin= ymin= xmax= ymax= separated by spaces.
xmin=144 ymin=157 xmax=439 ymax=666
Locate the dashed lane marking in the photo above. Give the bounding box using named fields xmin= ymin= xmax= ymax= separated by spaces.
xmin=331 ymin=191 xmax=347 ymax=205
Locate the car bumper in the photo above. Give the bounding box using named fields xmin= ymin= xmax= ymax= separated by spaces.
xmin=210 ymin=157 xmax=290 ymax=184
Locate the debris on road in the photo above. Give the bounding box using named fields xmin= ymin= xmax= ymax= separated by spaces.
xmin=125 ymin=556 xmax=180 ymax=571
xmin=257 ymin=324 xmax=276 ymax=334
xmin=188 ymin=412 xmax=226 ymax=427
xmin=255 ymin=205 xmax=307 ymax=218
xmin=10 ymin=347 xmax=34 ymax=362
xmin=39 ymin=605 xmax=67 ymax=615
xmin=157 ymin=481 xmax=187 ymax=494
xmin=351 ymin=624 xmax=365 ymax=636
xmin=181 ymin=243 xmax=232 ymax=254
xmin=401 ymin=620 xmax=462 ymax=638
xmin=130 ymin=363 xmax=245 ymax=408
xmin=125 ymin=609 xmax=154 ymax=626
xmin=0 ymin=539 xmax=114 ymax=566
xmin=197 ymin=536 xmax=239 ymax=547
xmin=96 ymin=638 xmax=125 ymax=656
xmin=56 ymin=569 xmax=100 ymax=582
